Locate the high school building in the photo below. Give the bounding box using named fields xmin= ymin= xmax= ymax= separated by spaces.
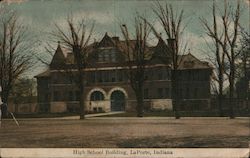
xmin=35 ymin=33 xmax=213 ymax=113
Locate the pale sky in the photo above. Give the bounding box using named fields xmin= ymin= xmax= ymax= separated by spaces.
xmin=1 ymin=0 xmax=249 ymax=78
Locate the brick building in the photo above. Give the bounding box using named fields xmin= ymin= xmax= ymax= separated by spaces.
xmin=35 ymin=33 xmax=213 ymax=113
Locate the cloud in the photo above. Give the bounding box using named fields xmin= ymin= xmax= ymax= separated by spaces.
xmin=56 ymin=10 xmax=115 ymax=26
xmin=86 ymin=11 xmax=115 ymax=25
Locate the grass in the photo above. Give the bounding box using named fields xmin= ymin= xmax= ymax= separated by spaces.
xmin=0 ymin=118 xmax=249 ymax=148
xmin=117 ymin=136 xmax=250 ymax=148
xmin=97 ymin=110 xmax=250 ymax=117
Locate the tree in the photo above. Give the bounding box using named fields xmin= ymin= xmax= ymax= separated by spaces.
xmin=10 ymin=78 xmax=36 ymax=112
xmin=0 ymin=11 xmax=34 ymax=104
xmin=150 ymin=1 xmax=187 ymax=119
xmin=200 ymin=1 xmax=226 ymax=116
xmin=236 ymin=30 xmax=250 ymax=101
xmin=240 ymin=30 xmax=250 ymax=84
xmin=10 ymin=78 xmax=36 ymax=100
xmin=120 ymin=16 xmax=151 ymax=117
xmin=52 ymin=16 xmax=94 ymax=119
xmin=201 ymin=0 xmax=241 ymax=118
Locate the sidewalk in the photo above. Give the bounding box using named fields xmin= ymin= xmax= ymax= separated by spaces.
xmin=54 ymin=111 xmax=126 ymax=120
xmin=2 ymin=112 xmax=249 ymax=121
xmin=3 ymin=111 xmax=126 ymax=121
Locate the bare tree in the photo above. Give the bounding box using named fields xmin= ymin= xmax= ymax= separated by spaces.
xmin=150 ymin=1 xmax=188 ymax=119
xmin=236 ymin=30 xmax=250 ymax=104
xmin=51 ymin=16 xmax=94 ymax=119
xmin=240 ymin=30 xmax=250 ymax=84
xmin=200 ymin=1 xmax=226 ymax=116
xmin=201 ymin=0 xmax=241 ymax=118
xmin=0 ymin=12 xmax=34 ymax=104
xmin=120 ymin=17 xmax=151 ymax=117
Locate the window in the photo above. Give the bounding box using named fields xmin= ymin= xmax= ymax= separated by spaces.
xmin=178 ymin=88 xmax=183 ymax=98
xmin=186 ymin=88 xmax=190 ymax=99
xmin=53 ymin=91 xmax=60 ymax=101
xmin=104 ymin=54 xmax=109 ymax=62
xmin=158 ymin=88 xmax=163 ymax=99
xmin=111 ymin=71 xmax=116 ymax=82
xmin=68 ymin=91 xmax=73 ymax=101
xmin=98 ymin=53 xmax=103 ymax=62
xmin=90 ymin=71 xmax=96 ymax=83
xmin=97 ymin=72 xmax=103 ymax=82
xmin=144 ymin=89 xmax=149 ymax=99
xmin=194 ymin=88 xmax=198 ymax=98
xmin=109 ymin=53 xmax=112 ymax=62
xmin=165 ymin=88 xmax=170 ymax=98
xmin=111 ymin=53 xmax=116 ymax=62
xmin=45 ymin=93 xmax=49 ymax=101
xmin=118 ymin=70 xmax=123 ymax=82
xmin=104 ymin=71 xmax=109 ymax=82
xmin=75 ymin=91 xmax=80 ymax=101
xmin=158 ymin=72 xmax=163 ymax=80
xmin=90 ymin=91 xmax=104 ymax=101
xmin=144 ymin=71 xmax=149 ymax=80
xmin=166 ymin=70 xmax=171 ymax=80
xmin=111 ymin=77 xmax=116 ymax=82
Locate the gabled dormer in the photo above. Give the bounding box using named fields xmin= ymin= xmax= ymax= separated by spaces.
xmin=98 ymin=32 xmax=115 ymax=48
xmin=151 ymin=37 xmax=172 ymax=64
xmin=177 ymin=53 xmax=213 ymax=70
xmin=50 ymin=42 xmax=66 ymax=69
xmin=92 ymin=33 xmax=123 ymax=63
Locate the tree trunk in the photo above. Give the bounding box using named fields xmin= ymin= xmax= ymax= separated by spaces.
xmin=218 ymin=66 xmax=224 ymax=116
xmin=1 ymin=89 xmax=9 ymax=118
xmin=79 ymin=88 xmax=85 ymax=119
xmin=229 ymin=77 xmax=234 ymax=119
xmin=229 ymin=62 xmax=235 ymax=119
xmin=171 ymin=70 xmax=180 ymax=119
xmin=2 ymin=89 xmax=9 ymax=104
xmin=135 ymin=85 xmax=144 ymax=117
xmin=78 ymin=70 xmax=85 ymax=120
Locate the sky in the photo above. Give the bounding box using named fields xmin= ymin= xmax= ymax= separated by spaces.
xmin=1 ymin=0 xmax=249 ymax=78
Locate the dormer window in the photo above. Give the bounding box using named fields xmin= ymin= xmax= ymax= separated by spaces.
xmin=104 ymin=53 xmax=109 ymax=62
xmin=98 ymin=53 xmax=103 ymax=62
xmin=184 ymin=61 xmax=194 ymax=68
xmin=97 ymin=48 xmax=117 ymax=63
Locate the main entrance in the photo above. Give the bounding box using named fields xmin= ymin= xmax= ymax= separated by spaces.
xmin=110 ymin=90 xmax=125 ymax=111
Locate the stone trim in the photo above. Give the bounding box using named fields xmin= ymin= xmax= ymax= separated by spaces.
xmin=86 ymin=87 xmax=108 ymax=100
xmin=107 ymin=87 xmax=128 ymax=99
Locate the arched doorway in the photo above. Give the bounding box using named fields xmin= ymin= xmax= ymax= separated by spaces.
xmin=110 ymin=90 xmax=125 ymax=111
xmin=90 ymin=91 xmax=104 ymax=101
xmin=90 ymin=91 xmax=105 ymax=112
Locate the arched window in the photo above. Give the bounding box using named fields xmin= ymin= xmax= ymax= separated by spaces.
xmin=90 ymin=91 xmax=104 ymax=101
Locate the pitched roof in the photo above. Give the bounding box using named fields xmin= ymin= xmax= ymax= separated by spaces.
xmin=98 ymin=32 xmax=116 ymax=47
xmin=150 ymin=37 xmax=172 ymax=63
xmin=35 ymin=69 xmax=50 ymax=78
xmin=177 ymin=53 xmax=213 ymax=70
xmin=96 ymin=33 xmax=152 ymax=60
xmin=49 ymin=33 xmax=212 ymax=70
xmin=50 ymin=42 xmax=66 ymax=66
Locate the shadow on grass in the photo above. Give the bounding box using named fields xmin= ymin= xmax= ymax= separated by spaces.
xmin=117 ymin=136 xmax=250 ymax=148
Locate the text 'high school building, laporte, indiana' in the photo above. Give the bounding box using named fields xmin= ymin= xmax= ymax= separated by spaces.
xmin=35 ymin=33 xmax=213 ymax=113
